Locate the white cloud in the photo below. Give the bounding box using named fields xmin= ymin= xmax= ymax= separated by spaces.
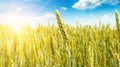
xmin=102 ymin=0 xmax=120 ymax=5
xmin=38 ymin=12 xmax=56 ymax=26
xmin=72 ymin=0 xmax=120 ymax=10
xmin=16 ymin=7 xmax=23 ymax=12
xmin=102 ymin=14 xmax=109 ymax=18
xmin=101 ymin=14 xmax=115 ymax=26
xmin=74 ymin=14 xmax=116 ymax=27
xmin=61 ymin=7 xmax=67 ymax=10
xmin=7 ymin=7 xmax=23 ymax=14
xmin=72 ymin=0 xmax=101 ymax=10
xmin=0 ymin=12 xmax=55 ymax=27
xmin=39 ymin=12 xmax=55 ymax=21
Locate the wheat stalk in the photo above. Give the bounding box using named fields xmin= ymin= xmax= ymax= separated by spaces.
xmin=55 ymin=10 xmax=67 ymax=40
xmin=115 ymin=10 xmax=120 ymax=41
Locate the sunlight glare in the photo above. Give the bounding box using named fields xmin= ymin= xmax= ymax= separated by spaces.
xmin=0 ymin=10 xmax=39 ymax=32
xmin=6 ymin=13 xmax=22 ymax=32
xmin=12 ymin=24 xmax=21 ymax=32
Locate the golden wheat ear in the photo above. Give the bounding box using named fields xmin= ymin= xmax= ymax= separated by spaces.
xmin=115 ymin=10 xmax=120 ymax=41
xmin=55 ymin=10 xmax=67 ymax=40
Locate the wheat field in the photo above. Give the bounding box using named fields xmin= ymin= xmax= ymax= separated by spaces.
xmin=0 ymin=10 xmax=120 ymax=67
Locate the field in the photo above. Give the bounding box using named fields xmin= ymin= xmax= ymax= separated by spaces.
xmin=0 ymin=10 xmax=120 ymax=67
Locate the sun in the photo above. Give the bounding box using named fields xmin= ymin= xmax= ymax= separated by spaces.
xmin=0 ymin=7 xmax=39 ymax=32
xmin=3 ymin=12 xmax=39 ymax=33
xmin=4 ymin=12 xmax=24 ymax=32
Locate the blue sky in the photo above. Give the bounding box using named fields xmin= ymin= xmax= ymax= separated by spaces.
xmin=0 ymin=0 xmax=120 ymax=27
